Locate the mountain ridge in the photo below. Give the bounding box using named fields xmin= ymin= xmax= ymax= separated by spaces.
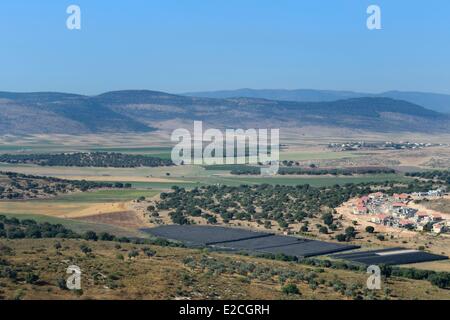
xmin=183 ymin=89 xmax=450 ymax=114
xmin=0 ymin=90 xmax=449 ymax=135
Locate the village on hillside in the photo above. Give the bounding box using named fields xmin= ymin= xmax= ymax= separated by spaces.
xmin=328 ymin=141 xmax=447 ymax=152
xmin=351 ymin=189 xmax=450 ymax=234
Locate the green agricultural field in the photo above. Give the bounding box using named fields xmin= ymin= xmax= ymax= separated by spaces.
xmin=203 ymin=164 xmax=257 ymax=171
xmin=0 ymin=139 xmax=173 ymax=157
xmin=280 ymin=151 xmax=360 ymax=161
xmin=127 ymin=181 xmax=198 ymax=189
xmin=0 ymin=158 xmax=411 ymax=190
xmin=87 ymin=146 xmax=172 ymax=156
xmin=0 ymin=145 xmax=33 ymax=152
xmin=52 ymin=189 xmax=160 ymax=203
xmin=0 ymin=145 xmax=62 ymax=153
xmin=201 ymin=173 xmax=411 ymax=187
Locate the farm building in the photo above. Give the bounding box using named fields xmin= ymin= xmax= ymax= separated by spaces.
xmin=354 ymin=205 xmax=368 ymax=215
xmin=371 ymin=214 xmax=389 ymax=224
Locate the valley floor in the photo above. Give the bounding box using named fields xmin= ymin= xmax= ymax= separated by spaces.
xmin=1 ymin=132 xmax=450 ymax=299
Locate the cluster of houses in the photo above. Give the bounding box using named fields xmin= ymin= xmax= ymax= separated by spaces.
xmin=353 ymin=190 xmax=449 ymax=234
xmin=329 ymin=141 xmax=444 ymax=152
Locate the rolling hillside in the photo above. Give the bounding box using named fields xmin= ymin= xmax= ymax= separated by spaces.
xmin=0 ymin=90 xmax=449 ymax=134
xmin=185 ymin=89 xmax=450 ymax=114
xmin=0 ymin=91 xmax=153 ymax=134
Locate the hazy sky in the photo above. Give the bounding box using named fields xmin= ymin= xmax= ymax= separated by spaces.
xmin=1 ymin=0 xmax=449 ymax=95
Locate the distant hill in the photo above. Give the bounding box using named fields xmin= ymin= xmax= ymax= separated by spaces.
xmin=184 ymin=89 xmax=450 ymax=114
xmin=184 ymin=88 xmax=363 ymax=102
xmin=94 ymin=92 xmax=450 ymax=133
xmin=0 ymin=90 xmax=449 ymax=134
xmin=380 ymin=91 xmax=450 ymax=114
xmin=0 ymin=91 xmax=153 ymax=134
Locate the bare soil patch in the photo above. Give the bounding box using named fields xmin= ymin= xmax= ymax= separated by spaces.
xmin=75 ymin=210 xmax=150 ymax=229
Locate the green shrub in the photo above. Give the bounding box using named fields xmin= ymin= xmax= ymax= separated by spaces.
xmin=282 ymin=283 xmax=300 ymax=295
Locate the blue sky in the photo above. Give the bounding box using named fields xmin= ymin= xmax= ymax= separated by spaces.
xmin=0 ymin=0 xmax=449 ymax=95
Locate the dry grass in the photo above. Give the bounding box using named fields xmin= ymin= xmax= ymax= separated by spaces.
xmin=75 ymin=210 xmax=151 ymax=229
xmin=1 ymin=238 xmax=449 ymax=300
xmin=0 ymin=201 xmax=127 ymax=219
xmin=422 ymin=198 xmax=450 ymax=215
